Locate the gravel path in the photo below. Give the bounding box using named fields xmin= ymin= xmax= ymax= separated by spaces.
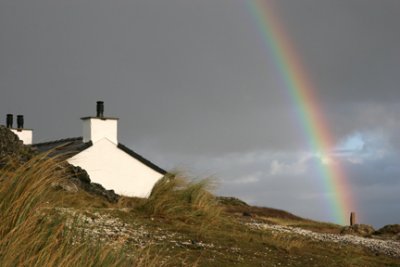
xmin=247 ymin=222 xmax=400 ymax=258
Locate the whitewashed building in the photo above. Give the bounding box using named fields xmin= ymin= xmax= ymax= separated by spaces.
xmin=5 ymin=114 xmax=33 ymax=145
xmin=32 ymin=102 xmax=166 ymax=197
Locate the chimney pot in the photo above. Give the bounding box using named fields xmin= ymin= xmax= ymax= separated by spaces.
xmin=96 ymin=101 xmax=104 ymax=118
xmin=6 ymin=114 xmax=13 ymax=128
xmin=17 ymin=115 xmax=24 ymax=129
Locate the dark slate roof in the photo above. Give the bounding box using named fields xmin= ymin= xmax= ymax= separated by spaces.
xmin=32 ymin=137 xmax=167 ymax=175
xmin=32 ymin=137 xmax=93 ymax=159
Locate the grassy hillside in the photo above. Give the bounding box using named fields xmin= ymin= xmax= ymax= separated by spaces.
xmin=0 ymin=154 xmax=399 ymax=266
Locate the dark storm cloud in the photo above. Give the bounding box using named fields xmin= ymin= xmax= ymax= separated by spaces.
xmin=1 ymin=0 xmax=399 ymax=226
xmin=1 ymin=0 xmax=399 ymax=153
xmin=0 ymin=0 xmax=302 ymax=153
xmin=277 ymin=0 xmax=400 ymax=104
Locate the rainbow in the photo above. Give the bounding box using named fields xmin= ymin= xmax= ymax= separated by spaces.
xmin=246 ymin=0 xmax=354 ymax=224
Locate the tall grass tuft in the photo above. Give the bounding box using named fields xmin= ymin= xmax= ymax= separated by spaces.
xmin=139 ymin=172 xmax=222 ymax=229
xmin=0 ymin=154 xmax=133 ymax=266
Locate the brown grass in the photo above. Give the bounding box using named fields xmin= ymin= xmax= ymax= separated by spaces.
xmin=0 ymin=154 xmax=131 ymax=266
xmin=137 ymin=173 xmax=222 ymax=231
xmin=1 ymin=154 xmax=397 ymax=267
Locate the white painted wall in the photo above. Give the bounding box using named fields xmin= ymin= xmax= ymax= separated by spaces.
xmin=82 ymin=118 xmax=118 ymax=144
xmin=67 ymin=138 xmax=164 ymax=197
xmin=11 ymin=129 xmax=33 ymax=145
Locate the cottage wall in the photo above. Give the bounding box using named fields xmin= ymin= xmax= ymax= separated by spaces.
xmin=82 ymin=118 xmax=118 ymax=144
xmin=67 ymin=138 xmax=164 ymax=197
xmin=10 ymin=129 xmax=33 ymax=145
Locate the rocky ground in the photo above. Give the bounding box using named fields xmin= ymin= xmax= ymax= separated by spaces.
xmin=57 ymin=207 xmax=400 ymax=261
xmin=59 ymin=208 xmax=215 ymax=251
xmin=3 ymin=125 xmax=400 ymax=266
xmin=247 ymin=222 xmax=400 ymax=258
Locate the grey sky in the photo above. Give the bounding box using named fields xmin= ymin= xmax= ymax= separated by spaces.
xmin=1 ymin=0 xmax=399 ymax=227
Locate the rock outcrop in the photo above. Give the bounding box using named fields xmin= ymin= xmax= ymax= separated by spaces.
xmin=341 ymin=224 xmax=375 ymax=237
xmin=0 ymin=125 xmax=33 ymax=167
xmin=67 ymin=165 xmax=119 ymax=202
xmin=375 ymin=224 xmax=400 ymax=240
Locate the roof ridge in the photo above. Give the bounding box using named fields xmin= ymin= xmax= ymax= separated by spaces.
xmin=33 ymin=137 xmax=83 ymax=146
xmin=31 ymin=137 xmax=166 ymax=175
xmin=117 ymin=143 xmax=167 ymax=175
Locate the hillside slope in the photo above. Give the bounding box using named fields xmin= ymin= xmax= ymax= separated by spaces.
xmin=0 ymin=127 xmax=399 ymax=266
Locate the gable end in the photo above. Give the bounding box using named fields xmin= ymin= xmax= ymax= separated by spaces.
xmin=117 ymin=143 xmax=167 ymax=175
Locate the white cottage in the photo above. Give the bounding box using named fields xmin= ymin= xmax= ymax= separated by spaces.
xmin=5 ymin=114 xmax=33 ymax=145
xmin=31 ymin=102 xmax=166 ymax=197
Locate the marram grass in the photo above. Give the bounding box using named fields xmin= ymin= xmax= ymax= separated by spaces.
xmin=0 ymin=154 xmax=156 ymax=267
xmin=140 ymin=172 xmax=222 ymax=228
xmin=0 ymin=154 xmax=396 ymax=266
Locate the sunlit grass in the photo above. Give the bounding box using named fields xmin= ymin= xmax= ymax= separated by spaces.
xmin=0 ymin=152 xmax=397 ymax=267
xmin=137 ymin=172 xmax=222 ymax=231
xmin=0 ymin=154 xmax=132 ymax=266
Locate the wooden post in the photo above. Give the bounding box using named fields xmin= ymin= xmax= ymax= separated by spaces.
xmin=350 ymin=212 xmax=356 ymax=226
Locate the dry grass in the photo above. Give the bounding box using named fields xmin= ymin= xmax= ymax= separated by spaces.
xmin=268 ymin=232 xmax=307 ymax=252
xmin=0 ymin=154 xmax=132 ymax=266
xmin=138 ymin=173 xmax=222 ymax=228
xmin=1 ymin=153 xmax=397 ymax=267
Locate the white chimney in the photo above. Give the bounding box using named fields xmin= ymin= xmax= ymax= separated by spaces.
xmin=81 ymin=101 xmax=119 ymax=144
xmin=7 ymin=114 xmax=33 ymax=145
